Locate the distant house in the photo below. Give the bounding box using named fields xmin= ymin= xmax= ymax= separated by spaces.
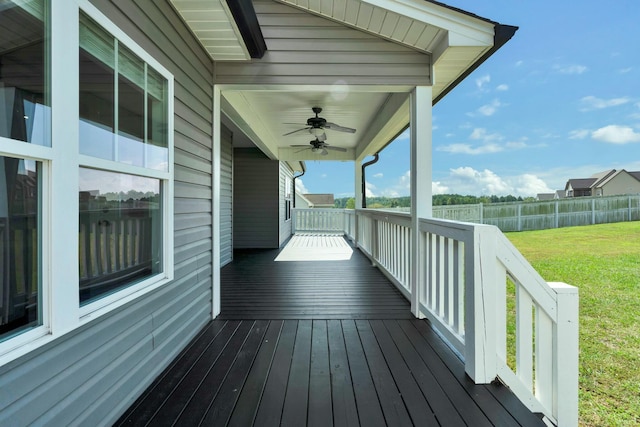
xmin=536 ymin=193 xmax=555 ymax=201
xmin=555 ymin=190 xmax=567 ymax=199
xmin=565 ymin=178 xmax=597 ymax=197
xmin=564 ymin=169 xmax=640 ymax=197
xmin=299 ymin=193 xmax=335 ymax=208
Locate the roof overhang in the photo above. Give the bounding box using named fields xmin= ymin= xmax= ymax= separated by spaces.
xmin=173 ymin=0 xmax=517 ymax=162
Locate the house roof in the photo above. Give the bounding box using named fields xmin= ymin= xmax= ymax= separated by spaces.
xmin=629 ymin=171 xmax=640 ymax=182
xmin=304 ymin=194 xmax=335 ymax=206
xmin=536 ymin=193 xmax=555 ymax=201
xmin=566 ymin=178 xmax=597 ymax=190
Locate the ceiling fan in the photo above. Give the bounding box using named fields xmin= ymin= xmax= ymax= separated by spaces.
xmin=291 ymin=136 xmax=347 ymax=156
xmin=283 ymin=106 xmax=356 ymax=136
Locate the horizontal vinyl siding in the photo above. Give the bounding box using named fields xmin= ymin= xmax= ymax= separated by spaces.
xmin=279 ymin=162 xmax=293 ymax=246
xmin=0 ymin=1 xmax=214 ymax=426
xmin=233 ymin=148 xmax=279 ymax=249
xmin=215 ymin=0 xmax=431 ymax=85
xmin=220 ymin=125 xmax=233 ymax=266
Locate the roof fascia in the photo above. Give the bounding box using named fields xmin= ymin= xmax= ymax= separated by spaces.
xmin=224 ymin=0 xmax=267 ymax=58
xmin=433 ymin=23 xmax=517 ymax=105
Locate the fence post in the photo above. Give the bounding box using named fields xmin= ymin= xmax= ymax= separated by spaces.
xmin=479 ymin=203 xmax=484 ymax=224
xmin=554 ymin=200 xmax=559 ymax=229
xmin=629 ymin=195 xmax=632 ymax=222
xmin=592 ymin=198 xmax=596 ymax=224
xmin=517 ymin=203 xmax=522 ymax=231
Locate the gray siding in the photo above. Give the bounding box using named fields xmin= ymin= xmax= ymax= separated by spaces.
xmin=0 ymin=1 xmax=214 ymax=425
xmin=220 ymin=125 xmax=233 ymax=266
xmin=233 ymin=148 xmax=279 ymax=249
xmin=215 ymin=0 xmax=431 ymax=85
xmin=279 ymin=162 xmax=293 ymax=246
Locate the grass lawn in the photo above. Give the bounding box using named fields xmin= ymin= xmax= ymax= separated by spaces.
xmin=506 ymin=222 xmax=640 ymax=426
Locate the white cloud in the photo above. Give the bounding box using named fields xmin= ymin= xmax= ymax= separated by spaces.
xmin=569 ymin=129 xmax=590 ymax=139
xmin=321 ymin=173 xmax=328 ymax=178
xmin=470 ymin=128 xmax=502 ymax=141
xmin=591 ymin=125 xmax=640 ymax=144
xmin=438 ymin=143 xmax=503 ymax=155
xmin=496 ymin=84 xmax=509 ymax=91
xmin=372 ymin=173 xmax=384 ymax=178
xmin=365 ymin=181 xmax=377 ymax=197
xmin=295 ymin=178 xmax=309 ymax=194
xmin=555 ymin=64 xmax=588 ymax=74
xmin=476 ymin=74 xmax=491 ymax=90
xmin=444 ymin=167 xmax=552 ymax=197
xmin=619 ymin=67 xmax=632 ymax=74
xmin=432 ymin=181 xmax=449 ymax=194
xmin=477 ymin=99 xmax=502 ymax=116
xmin=579 ymin=95 xmax=630 ymax=111
xmin=515 ymin=60 xmax=524 ymax=67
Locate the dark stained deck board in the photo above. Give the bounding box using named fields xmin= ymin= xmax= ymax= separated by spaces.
xmin=219 ymin=241 xmax=413 ymax=320
xmin=118 ymin=238 xmax=545 ymax=426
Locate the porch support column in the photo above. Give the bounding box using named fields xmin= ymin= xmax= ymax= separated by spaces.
xmin=212 ymin=86 xmax=222 ymax=318
xmin=410 ymin=86 xmax=432 ymax=318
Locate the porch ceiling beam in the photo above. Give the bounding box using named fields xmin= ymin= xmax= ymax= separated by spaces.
xmin=224 ymin=0 xmax=267 ymax=58
xmin=221 ymin=94 xmax=277 ymax=159
xmin=355 ymin=92 xmax=410 ymax=162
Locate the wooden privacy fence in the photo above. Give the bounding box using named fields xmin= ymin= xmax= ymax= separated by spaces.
xmin=433 ymin=194 xmax=640 ymax=231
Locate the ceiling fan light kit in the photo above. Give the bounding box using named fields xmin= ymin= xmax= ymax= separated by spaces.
xmin=285 ymin=107 xmax=355 ymax=154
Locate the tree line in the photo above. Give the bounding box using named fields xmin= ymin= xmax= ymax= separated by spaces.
xmin=334 ymin=194 xmax=533 ymax=209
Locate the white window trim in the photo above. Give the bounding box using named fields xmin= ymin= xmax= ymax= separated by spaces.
xmin=0 ymin=0 xmax=175 ymax=365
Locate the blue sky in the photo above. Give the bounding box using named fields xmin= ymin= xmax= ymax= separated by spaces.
xmin=296 ymin=0 xmax=640 ymax=198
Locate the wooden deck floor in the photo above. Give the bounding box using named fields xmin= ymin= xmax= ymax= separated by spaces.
xmin=117 ymin=236 xmax=545 ymax=426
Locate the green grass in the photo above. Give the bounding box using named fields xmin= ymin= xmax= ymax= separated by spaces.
xmin=506 ymin=222 xmax=640 ymax=426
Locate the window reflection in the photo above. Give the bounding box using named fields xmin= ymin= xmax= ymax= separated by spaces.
xmin=79 ymin=13 xmax=168 ymax=170
xmin=78 ymin=168 xmax=162 ymax=304
xmin=0 ymin=1 xmax=50 ymax=146
xmin=0 ymin=156 xmax=40 ymax=341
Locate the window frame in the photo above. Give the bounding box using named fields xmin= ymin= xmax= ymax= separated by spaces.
xmin=77 ymin=2 xmax=174 ymax=319
xmin=0 ymin=0 xmax=174 ymax=364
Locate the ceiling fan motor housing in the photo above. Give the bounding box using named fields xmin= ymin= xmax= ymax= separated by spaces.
xmin=307 ymin=106 xmax=326 ymax=128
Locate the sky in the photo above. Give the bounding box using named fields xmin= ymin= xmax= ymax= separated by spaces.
xmin=296 ymin=0 xmax=640 ymax=199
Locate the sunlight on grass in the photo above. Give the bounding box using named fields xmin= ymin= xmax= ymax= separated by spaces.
xmin=506 ymin=222 xmax=640 ymax=426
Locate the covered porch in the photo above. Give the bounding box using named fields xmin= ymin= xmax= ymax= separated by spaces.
xmin=117 ymin=233 xmax=545 ymax=426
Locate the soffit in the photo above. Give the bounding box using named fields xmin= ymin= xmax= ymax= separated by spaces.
xmin=170 ymin=0 xmax=250 ymax=60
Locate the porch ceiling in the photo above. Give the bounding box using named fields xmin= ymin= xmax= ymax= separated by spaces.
xmin=172 ymin=0 xmax=515 ymax=162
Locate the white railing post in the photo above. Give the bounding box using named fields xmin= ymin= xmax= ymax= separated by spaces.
xmin=464 ymin=225 xmax=498 ymax=383
xmin=292 ymin=209 xmax=297 ymax=234
xmin=551 ymin=282 xmax=579 ymax=427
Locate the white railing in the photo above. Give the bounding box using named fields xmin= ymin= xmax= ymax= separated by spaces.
xmin=293 ymin=208 xmax=579 ymax=426
xmin=291 ymin=208 xmax=345 ymax=234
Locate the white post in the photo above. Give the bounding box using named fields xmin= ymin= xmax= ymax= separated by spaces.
xmin=464 ymin=225 xmax=498 ymax=383
xmin=410 ymin=86 xmax=432 ymax=318
xmin=212 ymin=86 xmax=221 ymax=318
xmin=50 ymin=3 xmax=80 ymax=333
xmin=354 ymin=160 xmax=363 ymax=246
xmin=550 ymin=282 xmax=579 ymax=427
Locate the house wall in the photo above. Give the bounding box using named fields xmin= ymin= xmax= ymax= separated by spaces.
xmin=233 ymin=148 xmax=279 ymax=248
xmin=279 ymin=162 xmax=294 ymax=246
xmin=0 ymin=1 xmax=215 ymax=425
xmin=600 ymin=172 xmax=640 ymax=196
xmin=215 ymin=0 xmax=431 ymax=86
xmin=220 ymin=125 xmax=233 ymax=266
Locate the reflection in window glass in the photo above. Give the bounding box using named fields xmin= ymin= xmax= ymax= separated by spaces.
xmin=79 ymin=13 xmax=168 ymax=170
xmin=0 ymin=156 xmax=41 ymax=341
xmin=78 ymin=168 xmax=162 ymax=304
xmin=0 ymin=1 xmax=50 ymax=146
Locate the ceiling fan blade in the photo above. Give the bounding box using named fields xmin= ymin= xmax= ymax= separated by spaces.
xmin=321 ymin=148 xmax=329 ymax=156
xmin=283 ymin=127 xmax=311 ymax=136
xmin=325 ymin=146 xmax=347 ymax=152
xmin=317 ymin=132 xmax=327 ymax=142
xmin=324 ymin=122 xmax=356 ymax=133
xmin=290 ymin=144 xmax=312 ymax=147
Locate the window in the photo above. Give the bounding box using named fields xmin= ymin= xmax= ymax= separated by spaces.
xmin=0 ymin=1 xmax=48 ymax=343
xmin=78 ymin=12 xmax=172 ymax=306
